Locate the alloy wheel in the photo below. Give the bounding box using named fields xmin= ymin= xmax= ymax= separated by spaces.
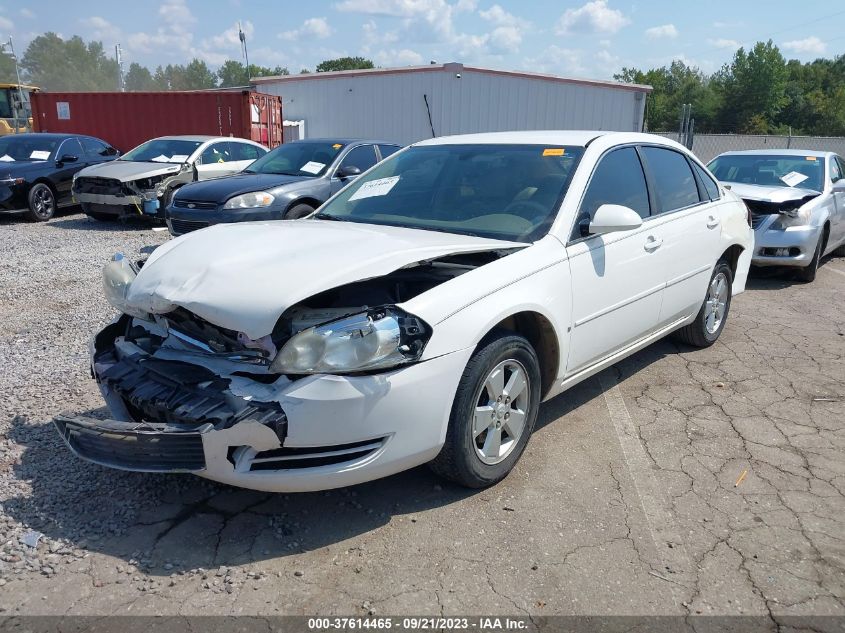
xmin=472 ymin=359 xmax=531 ymax=465
xmin=704 ymin=272 xmax=729 ymax=334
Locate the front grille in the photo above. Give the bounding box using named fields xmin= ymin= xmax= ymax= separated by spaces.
xmin=99 ymin=354 xmax=287 ymax=433
xmin=173 ymin=199 xmax=218 ymax=210
xmin=246 ymin=437 xmax=386 ymax=471
xmin=75 ymin=177 xmax=123 ymax=196
xmin=170 ymin=218 xmax=209 ymax=235
xmin=54 ymin=416 xmax=206 ymax=472
xmin=751 ymin=214 xmax=769 ymax=229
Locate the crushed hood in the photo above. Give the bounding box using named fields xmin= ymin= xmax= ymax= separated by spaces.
xmin=726 ymin=182 xmax=821 ymax=204
xmin=78 ymin=160 xmax=184 ymax=182
xmin=126 ymin=220 xmax=525 ymax=338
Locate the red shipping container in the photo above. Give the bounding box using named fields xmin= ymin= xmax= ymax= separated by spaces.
xmin=30 ymin=90 xmax=283 ymax=153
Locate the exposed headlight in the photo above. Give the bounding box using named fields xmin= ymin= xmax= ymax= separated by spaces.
xmin=223 ymin=192 xmax=275 ymax=209
xmin=270 ymin=307 xmax=430 ymax=374
xmin=102 ymin=253 xmax=150 ymax=320
xmin=0 ymin=176 xmax=24 ymax=185
xmin=770 ymin=208 xmax=811 ymax=230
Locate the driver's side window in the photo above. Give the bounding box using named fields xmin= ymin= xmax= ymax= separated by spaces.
xmin=573 ymin=147 xmax=651 ymax=240
xmin=338 ymin=145 xmax=377 ymax=174
xmin=831 ymin=156 xmax=843 ymax=183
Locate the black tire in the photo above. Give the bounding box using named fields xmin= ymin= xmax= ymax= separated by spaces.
xmin=284 ymin=203 xmax=315 ymax=219
xmin=673 ymin=261 xmax=733 ymax=348
xmin=429 ymin=332 xmax=541 ymax=488
xmin=796 ymin=232 xmax=824 ymax=283
xmin=26 ymin=183 xmax=56 ymax=221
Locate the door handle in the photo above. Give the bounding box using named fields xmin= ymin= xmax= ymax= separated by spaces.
xmin=643 ymin=235 xmax=663 ymax=252
xmin=706 ymin=215 xmax=720 ymax=229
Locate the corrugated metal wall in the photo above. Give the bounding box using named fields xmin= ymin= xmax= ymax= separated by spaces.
xmin=655 ymin=133 xmax=845 ymax=163
xmin=256 ymin=68 xmax=646 ymax=145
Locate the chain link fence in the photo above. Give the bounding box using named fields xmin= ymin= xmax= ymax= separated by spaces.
xmin=653 ymin=133 xmax=845 ymax=163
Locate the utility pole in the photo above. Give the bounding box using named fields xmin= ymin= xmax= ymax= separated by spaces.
xmin=2 ymin=37 xmax=25 ymax=133
xmin=239 ymin=22 xmax=250 ymax=84
xmin=115 ymin=44 xmax=124 ymax=92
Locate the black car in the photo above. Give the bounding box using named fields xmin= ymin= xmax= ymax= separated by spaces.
xmin=165 ymin=139 xmax=401 ymax=236
xmin=0 ymin=133 xmax=118 ymax=221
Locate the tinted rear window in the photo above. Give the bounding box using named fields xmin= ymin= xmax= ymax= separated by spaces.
xmin=640 ymin=147 xmax=699 ymax=213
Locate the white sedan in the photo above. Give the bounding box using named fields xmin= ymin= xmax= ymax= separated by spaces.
xmin=55 ymin=131 xmax=753 ymax=491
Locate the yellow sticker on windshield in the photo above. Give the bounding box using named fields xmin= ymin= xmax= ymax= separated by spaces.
xmin=806 ymin=156 xmax=817 ymax=161
xmin=543 ymin=148 xmax=565 ymax=156
xmin=333 ymin=144 xmax=342 ymax=150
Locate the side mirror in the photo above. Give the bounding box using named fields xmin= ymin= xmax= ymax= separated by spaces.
xmin=337 ymin=165 xmax=362 ymax=179
xmin=58 ymin=154 xmax=78 ymax=164
xmin=586 ymin=204 xmax=643 ymax=236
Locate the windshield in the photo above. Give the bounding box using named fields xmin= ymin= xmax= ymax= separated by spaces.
xmin=244 ymin=142 xmax=345 ymax=176
xmin=121 ymin=139 xmax=203 ymax=163
xmin=0 ymin=135 xmax=58 ymax=162
xmin=707 ymin=154 xmax=824 ymax=192
xmin=316 ymin=144 xmax=584 ymax=243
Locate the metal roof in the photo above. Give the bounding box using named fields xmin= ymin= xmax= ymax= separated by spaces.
xmin=251 ymin=62 xmax=652 ymax=94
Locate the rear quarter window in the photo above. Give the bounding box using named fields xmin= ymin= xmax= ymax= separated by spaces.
xmin=640 ymin=147 xmax=700 ymax=213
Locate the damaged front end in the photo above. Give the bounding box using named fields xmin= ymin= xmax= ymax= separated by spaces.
xmin=74 ymin=168 xmax=189 ymax=217
xmin=55 ymin=245 xmax=509 ymax=484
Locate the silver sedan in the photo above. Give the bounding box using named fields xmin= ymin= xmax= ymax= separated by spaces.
xmin=708 ymin=149 xmax=845 ymax=282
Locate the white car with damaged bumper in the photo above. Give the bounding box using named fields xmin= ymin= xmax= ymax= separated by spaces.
xmin=55 ymin=131 xmax=753 ymax=492
xmin=707 ymin=150 xmax=845 ymax=282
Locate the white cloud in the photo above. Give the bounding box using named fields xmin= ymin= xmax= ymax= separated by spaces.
xmin=524 ymin=45 xmax=587 ymax=76
xmin=80 ymin=16 xmax=122 ymax=42
xmin=206 ymin=20 xmax=253 ymax=49
xmin=478 ymin=4 xmax=529 ymax=53
xmin=127 ymin=0 xmax=196 ymax=55
xmin=0 ymin=15 xmax=14 ymax=31
xmin=479 ymin=4 xmax=528 ymax=27
xmin=373 ymin=48 xmax=424 ymax=66
xmin=645 ymin=24 xmax=678 ymax=39
xmin=707 ymin=38 xmax=740 ymax=50
xmin=335 ymin=0 xmax=458 ymax=41
xmin=360 ymin=19 xmax=399 ymax=54
xmin=19 ymin=8 xmax=35 ymax=19
xmin=556 ymin=1 xmax=629 ymax=35
xmin=279 ymin=17 xmax=333 ymax=41
xmin=782 ymin=36 xmax=826 ymax=55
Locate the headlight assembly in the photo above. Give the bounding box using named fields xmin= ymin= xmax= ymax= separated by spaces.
xmin=270 ymin=308 xmax=430 ymax=374
xmin=102 ymin=253 xmax=150 ymax=320
xmin=223 ymin=192 xmax=275 ymax=209
xmin=770 ymin=208 xmax=811 ymax=230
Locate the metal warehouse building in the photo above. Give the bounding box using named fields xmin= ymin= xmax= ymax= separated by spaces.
xmin=251 ymin=62 xmax=651 ymax=145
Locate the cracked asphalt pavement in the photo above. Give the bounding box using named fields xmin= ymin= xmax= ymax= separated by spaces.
xmin=1 ymin=213 xmax=843 ymax=621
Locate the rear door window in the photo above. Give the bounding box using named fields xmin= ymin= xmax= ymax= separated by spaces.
xmin=58 ymin=138 xmax=84 ymax=161
xmin=576 ymin=147 xmax=651 ymax=238
xmin=200 ymin=142 xmax=232 ymax=164
xmin=230 ymin=142 xmax=265 ymax=161
xmin=378 ymin=144 xmax=400 ymax=160
xmin=830 ymin=156 xmax=843 ymax=183
xmin=640 ymin=147 xmax=701 ymax=213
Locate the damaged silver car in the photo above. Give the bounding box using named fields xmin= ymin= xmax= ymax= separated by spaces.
xmin=708 ymin=150 xmax=845 ymax=282
xmin=72 ymin=135 xmax=267 ymax=222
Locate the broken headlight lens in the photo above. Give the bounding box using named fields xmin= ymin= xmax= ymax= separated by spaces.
xmin=102 ymin=253 xmax=150 ymax=320
xmin=770 ymin=208 xmax=811 ymax=229
xmin=270 ymin=308 xmax=429 ymax=374
xmin=223 ymin=192 xmax=275 ymax=209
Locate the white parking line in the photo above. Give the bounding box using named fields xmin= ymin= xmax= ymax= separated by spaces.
xmin=823 ymin=265 xmax=845 ymax=279
xmin=599 ymin=371 xmax=693 ymax=596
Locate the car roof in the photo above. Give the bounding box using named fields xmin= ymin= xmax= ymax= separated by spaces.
xmin=715 ymin=149 xmax=833 ymax=158
xmin=6 ymin=132 xmax=98 ymax=141
xmin=153 ymin=135 xmax=222 ymax=142
xmin=410 ymin=130 xmax=686 ymax=148
xmin=291 ymin=138 xmax=401 ymax=146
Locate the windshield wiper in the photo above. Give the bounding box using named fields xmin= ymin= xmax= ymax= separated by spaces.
xmin=314 ymin=212 xmax=353 ymax=222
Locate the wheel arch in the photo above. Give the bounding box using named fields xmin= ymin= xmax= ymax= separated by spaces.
xmin=286 ymin=196 xmax=322 ymax=212
xmin=718 ymin=243 xmax=745 ymax=279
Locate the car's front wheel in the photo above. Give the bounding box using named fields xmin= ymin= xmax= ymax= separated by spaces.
xmin=26 ymin=183 xmax=56 ymax=221
xmin=430 ymin=332 xmax=541 ymax=488
xmin=673 ymin=261 xmax=733 ymax=347
xmin=284 ymin=203 xmax=315 ymax=219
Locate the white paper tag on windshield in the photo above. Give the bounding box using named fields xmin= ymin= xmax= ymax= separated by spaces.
xmin=30 ymin=150 xmax=51 ymax=160
xmin=0 ymin=154 xmax=14 ymax=162
xmin=300 ymin=161 xmax=325 ymax=174
xmin=349 ymin=176 xmax=400 ymax=201
xmin=780 ymin=171 xmax=809 ymax=187
xmin=170 ymin=154 xmax=188 ymax=163
xmin=151 ymin=155 xmax=171 ymax=163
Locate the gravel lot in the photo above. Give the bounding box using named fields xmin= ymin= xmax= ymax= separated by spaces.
xmin=1 ymin=210 xmax=844 ymax=623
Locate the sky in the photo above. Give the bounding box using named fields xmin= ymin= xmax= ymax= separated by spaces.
xmin=1 ymin=0 xmax=844 ymax=79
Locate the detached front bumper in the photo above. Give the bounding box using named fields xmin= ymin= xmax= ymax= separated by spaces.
xmin=751 ymin=217 xmax=822 ymax=267
xmin=56 ymin=319 xmax=471 ymax=492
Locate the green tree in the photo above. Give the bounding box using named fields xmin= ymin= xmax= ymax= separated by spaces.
xmin=0 ymin=51 xmax=19 ymax=83
xmin=180 ymin=58 xmax=217 ymax=89
xmin=21 ymin=33 xmax=119 ymax=91
xmin=124 ymin=62 xmax=160 ymax=91
xmin=217 ymin=60 xmax=289 ymax=87
xmin=315 ymin=56 xmax=373 ymax=72
xmin=717 ymin=40 xmax=787 ymax=133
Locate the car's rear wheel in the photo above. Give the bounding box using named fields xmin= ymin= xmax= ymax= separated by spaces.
xmin=284 ymin=203 xmax=315 ymax=219
xmin=26 ymin=183 xmax=56 ymax=221
xmin=430 ymin=332 xmax=541 ymax=488
xmin=673 ymin=261 xmax=732 ymax=348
